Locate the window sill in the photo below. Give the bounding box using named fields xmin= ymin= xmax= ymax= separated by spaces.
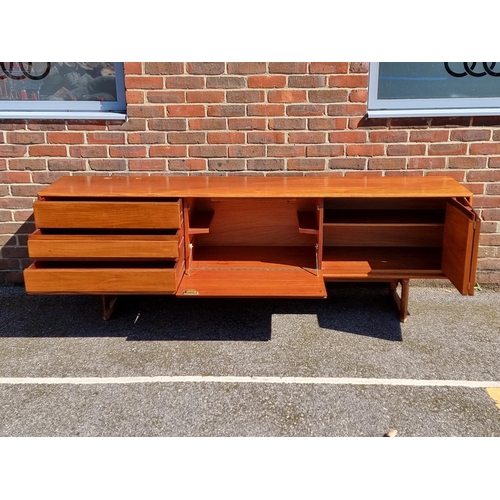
xmin=367 ymin=108 xmax=500 ymax=118
xmin=0 ymin=111 xmax=127 ymax=121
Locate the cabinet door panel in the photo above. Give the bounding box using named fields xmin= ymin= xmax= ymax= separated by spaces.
xmin=442 ymin=199 xmax=480 ymax=295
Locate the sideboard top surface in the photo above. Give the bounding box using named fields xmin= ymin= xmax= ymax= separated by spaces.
xmin=38 ymin=175 xmax=473 ymax=199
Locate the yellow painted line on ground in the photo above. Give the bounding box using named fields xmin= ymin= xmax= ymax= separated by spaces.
xmin=486 ymin=388 xmax=500 ymax=411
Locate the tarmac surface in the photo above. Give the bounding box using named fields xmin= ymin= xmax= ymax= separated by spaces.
xmin=0 ymin=282 xmax=499 ymax=437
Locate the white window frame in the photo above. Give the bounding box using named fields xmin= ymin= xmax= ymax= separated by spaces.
xmin=367 ymin=62 xmax=500 ymax=118
xmin=0 ymin=62 xmax=126 ymax=120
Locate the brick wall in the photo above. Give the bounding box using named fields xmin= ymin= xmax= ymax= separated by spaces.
xmin=1 ymin=62 xmax=499 ymax=285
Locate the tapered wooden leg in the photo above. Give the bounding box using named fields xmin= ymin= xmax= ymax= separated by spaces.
xmin=389 ymin=280 xmax=409 ymax=323
xmin=102 ymin=295 xmax=118 ymax=321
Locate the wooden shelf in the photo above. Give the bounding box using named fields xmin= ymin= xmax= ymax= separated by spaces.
xmin=188 ymin=210 xmax=214 ymax=235
xmin=297 ymin=211 xmax=319 ymax=235
xmin=324 ymin=209 xmax=446 ymax=225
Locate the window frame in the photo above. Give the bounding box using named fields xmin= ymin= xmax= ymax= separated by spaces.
xmin=367 ymin=62 xmax=500 ymax=118
xmin=0 ymin=62 xmax=126 ymax=120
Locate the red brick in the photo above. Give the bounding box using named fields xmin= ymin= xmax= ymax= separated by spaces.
xmin=8 ymin=159 xmax=46 ymax=170
xmin=328 ymin=158 xmax=368 ymax=170
xmin=147 ymin=91 xmax=185 ymax=103
xmin=66 ymin=122 xmax=107 ymax=131
xmin=288 ymin=158 xmax=325 ymax=170
xmin=248 ymin=159 xmax=284 ymax=170
xmin=187 ymin=90 xmax=225 ymax=103
xmin=428 ymin=143 xmax=468 ymax=155
xmin=346 ymin=144 xmax=384 ymax=156
xmin=474 ymin=196 xmax=500 ymax=208
xmin=227 ymin=63 xmax=266 ymax=74
xmin=0 ymin=172 xmax=31 ymax=183
xmin=448 ymin=157 xmax=487 ymax=169
xmin=310 ymin=62 xmax=348 ymax=74
xmin=206 ymin=76 xmax=246 ymax=88
xmin=387 ymin=144 xmax=426 ymax=156
xmin=451 ymin=129 xmax=491 ymax=142
xmin=267 ymin=145 xmax=305 ymax=157
xmin=350 ymin=62 xmax=369 ymax=73
xmin=29 ymin=145 xmax=65 ymax=157
xmin=208 ymin=159 xmax=245 ymax=171
xmin=129 ymin=159 xmax=167 ymax=171
xmin=269 ymin=118 xmax=306 ymax=130
xmin=226 ymin=90 xmax=265 ymax=103
xmin=329 ymin=75 xmax=368 ymax=88
xmin=229 ymin=145 xmax=265 ymax=157
xmin=0 ymin=145 xmax=27 ymax=157
xmin=110 ymin=119 xmax=146 ymax=131
xmin=269 ymin=63 xmax=308 ymax=73
xmin=47 ymin=159 xmax=86 ymax=171
xmin=69 ymin=146 xmax=107 ymax=158
xmin=6 ymin=132 xmax=44 ymax=144
xmin=426 ymin=170 xmax=466 ymax=181
xmin=208 ymin=105 xmax=245 ymax=117
xmin=128 ymin=132 xmax=166 ymax=144
xmin=489 ymin=157 xmax=500 ymax=168
xmin=287 ymin=104 xmax=324 ymax=116
xmin=189 ymin=145 xmax=227 ymax=157
xmin=248 ymin=132 xmax=285 ymax=144
xmin=126 ymin=91 xmax=144 ymax=104
xmin=88 ymin=132 xmax=125 ymax=144
xmin=145 ymin=63 xmax=184 ymax=74
xmin=165 ymin=76 xmax=204 ymax=89
xmin=128 ymin=105 xmax=165 ymax=118
xmin=482 ymin=209 xmax=500 ymax=221
xmin=247 ymin=104 xmax=285 ymax=116
xmin=306 ymin=145 xmax=343 ymax=157
xmin=46 ymin=132 xmax=85 ymax=144
xmin=268 ymin=90 xmax=307 ymax=103
xmin=125 ymin=76 xmax=164 ymax=89
xmin=289 ymin=132 xmax=325 ymax=144
xmin=89 ymin=159 xmax=127 ymax=171
xmin=408 ymin=157 xmax=446 ymax=170
xmin=168 ymin=132 xmax=205 ymax=144
xmin=189 ymin=118 xmax=227 ymax=130
xmin=349 ymin=89 xmax=368 ymax=102
xmin=368 ymin=158 xmax=407 ymax=170
xmin=248 ymin=75 xmax=286 ymax=88
xmin=28 ymin=122 xmax=65 ymax=131
xmin=327 ymin=103 xmax=366 ymax=116
xmin=308 ymin=118 xmax=347 ymax=130
xmin=149 ymin=119 xmax=186 ymax=131
xmin=329 ymin=131 xmax=367 ymax=143
xmin=150 ymin=145 xmax=187 ymax=157
xmin=470 ymin=143 xmax=500 ymax=155
xmin=207 ymin=132 xmax=245 ymax=144
xmin=167 ymin=105 xmax=205 ymax=117
xmin=409 ymin=130 xmax=449 ymax=142
xmin=369 ymin=130 xmax=408 ymax=142
xmin=288 ymin=75 xmax=326 ymax=88
xmin=124 ymin=62 xmax=142 ymax=74
xmin=187 ymin=62 xmax=225 ymax=75
xmin=228 ymin=118 xmax=266 ymax=130
xmin=468 ymin=170 xmax=500 ymax=182
xmin=31 ymin=172 xmax=64 ymax=183
xmin=169 ymin=159 xmax=206 ymax=171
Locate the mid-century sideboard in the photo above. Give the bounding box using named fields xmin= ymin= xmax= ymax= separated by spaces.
xmin=23 ymin=175 xmax=481 ymax=322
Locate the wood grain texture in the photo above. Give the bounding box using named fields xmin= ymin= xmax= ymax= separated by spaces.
xmin=37 ymin=175 xmax=474 ymax=200
xmin=28 ymin=230 xmax=181 ymax=260
xmin=33 ymin=200 xmax=181 ymax=229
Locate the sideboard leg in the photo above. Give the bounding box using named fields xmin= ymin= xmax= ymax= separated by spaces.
xmin=102 ymin=295 xmax=118 ymax=321
xmin=389 ymin=280 xmax=409 ymax=323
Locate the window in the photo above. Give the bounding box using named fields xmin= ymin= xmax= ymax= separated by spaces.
xmin=0 ymin=62 xmax=126 ymax=120
xmin=368 ymin=62 xmax=500 ymax=118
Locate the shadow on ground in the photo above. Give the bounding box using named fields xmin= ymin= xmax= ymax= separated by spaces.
xmin=0 ymin=283 xmax=402 ymax=342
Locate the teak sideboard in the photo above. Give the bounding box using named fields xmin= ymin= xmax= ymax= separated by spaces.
xmin=23 ymin=175 xmax=481 ymax=322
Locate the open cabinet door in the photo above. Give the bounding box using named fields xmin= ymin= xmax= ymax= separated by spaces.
xmin=442 ymin=198 xmax=481 ymax=295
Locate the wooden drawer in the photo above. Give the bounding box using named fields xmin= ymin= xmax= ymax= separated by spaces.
xmin=24 ymin=261 xmax=183 ymax=294
xmin=33 ymin=200 xmax=182 ymax=229
xmin=28 ymin=230 xmax=182 ymax=260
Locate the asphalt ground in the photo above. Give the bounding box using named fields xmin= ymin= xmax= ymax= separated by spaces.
xmin=0 ymin=281 xmax=499 ymax=438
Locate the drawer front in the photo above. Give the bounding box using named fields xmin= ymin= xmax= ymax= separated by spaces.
xmin=33 ymin=200 xmax=182 ymax=229
xmin=28 ymin=230 xmax=181 ymax=260
xmin=24 ymin=263 xmax=180 ymax=294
